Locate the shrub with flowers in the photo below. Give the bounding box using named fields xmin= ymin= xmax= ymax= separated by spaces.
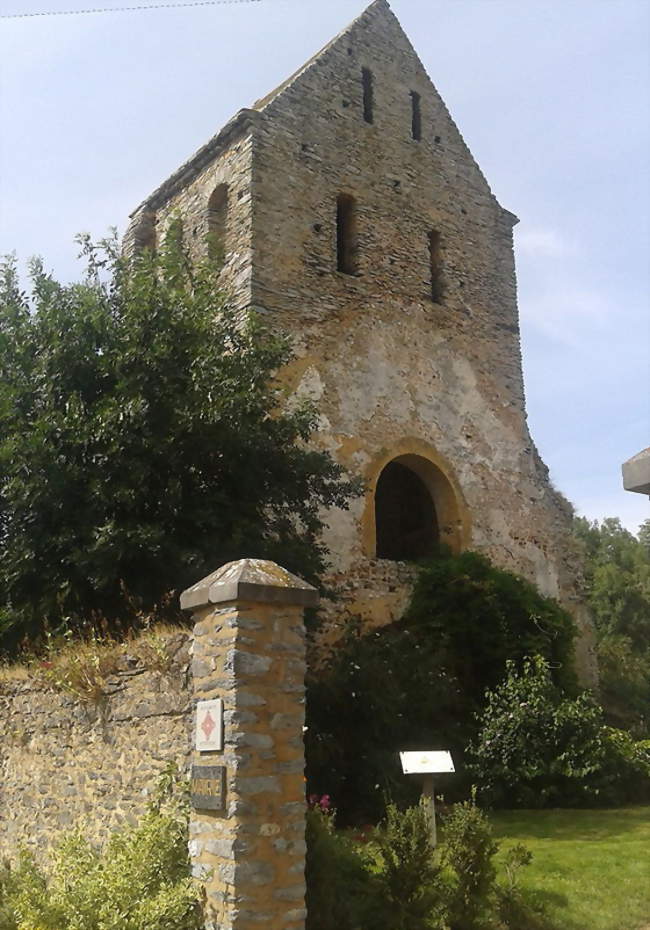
xmin=308 ymin=793 xmax=332 ymax=814
xmin=305 ymin=795 xmax=376 ymax=930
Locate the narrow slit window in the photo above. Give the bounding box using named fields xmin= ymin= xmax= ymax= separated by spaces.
xmin=207 ymin=183 xmax=229 ymax=262
xmin=133 ymin=211 xmax=156 ymax=253
xmin=362 ymin=68 xmax=374 ymax=124
xmin=337 ymin=194 xmax=358 ymax=275
xmin=410 ymin=91 xmax=422 ymax=140
xmin=429 ymin=230 xmax=443 ymax=302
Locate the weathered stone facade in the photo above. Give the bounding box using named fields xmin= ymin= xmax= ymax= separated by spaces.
xmin=126 ymin=0 xmax=596 ymax=681
xmin=0 ymin=632 xmax=192 ymax=858
xmin=0 ymin=562 xmax=314 ymax=928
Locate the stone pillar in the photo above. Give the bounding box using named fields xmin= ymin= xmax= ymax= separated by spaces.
xmin=180 ymin=559 xmax=318 ymax=930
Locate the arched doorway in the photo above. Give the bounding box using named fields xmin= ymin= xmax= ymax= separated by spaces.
xmin=375 ymin=461 xmax=439 ymax=559
xmin=368 ymin=448 xmax=467 ymax=559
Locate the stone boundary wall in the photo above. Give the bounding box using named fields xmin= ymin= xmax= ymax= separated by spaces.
xmin=0 ymin=559 xmax=313 ymax=930
xmin=0 ymin=631 xmax=193 ymax=858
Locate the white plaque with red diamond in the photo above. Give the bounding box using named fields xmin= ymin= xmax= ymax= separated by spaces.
xmin=195 ymin=699 xmax=224 ymax=752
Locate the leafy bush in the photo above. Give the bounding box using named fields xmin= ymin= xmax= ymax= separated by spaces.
xmin=440 ymin=794 xmax=499 ymax=930
xmin=0 ymin=775 xmax=201 ymax=930
xmin=0 ymin=235 xmax=359 ymax=652
xmin=306 ymin=551 xmax=577 ymax=824
xmin=405 ymin=551 xmax=577 ymax=699
xmin=305 ymin=805 xmax=378 ymax=930
xmin=595 ymin=634 xmax=650 ymax=737
xmin=372 ymin=801 xmax=444 ymax=930
xmin=305 ymin=796 xmax=533 ymax=930
xmin=470 ymin=655 xmax=650 ymax=807
xmin=306 ymin=615 xmax=455 ymax=823
xmin=597 ymin=727 xmax=650 ymax=804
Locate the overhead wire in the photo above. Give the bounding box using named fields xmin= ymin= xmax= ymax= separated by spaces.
xmin=1 ymin=0 xmax=262 ymax=19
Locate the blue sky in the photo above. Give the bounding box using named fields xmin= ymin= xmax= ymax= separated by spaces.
xmin=1 ymin=0 xmax=648 ymax=533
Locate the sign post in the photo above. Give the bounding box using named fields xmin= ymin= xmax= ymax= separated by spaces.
xmin=399 ymin=750 xmax=455 ymax=847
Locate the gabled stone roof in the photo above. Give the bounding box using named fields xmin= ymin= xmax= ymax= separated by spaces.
xmin=180 ymin=558 xmax=318 ymax=610
xmin=252 ymin=0 xmax=390 ymax=111
xmin=130 ymin=0 xmax=509 ymax=220
xmin=129 ymin=107 xmax=258 ymax=217
xmin=130 ymin=2 xmax=394 ymax=218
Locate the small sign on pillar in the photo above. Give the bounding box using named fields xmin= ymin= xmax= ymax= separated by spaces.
xmin=191 ymin=764 xmax=226 ymax=811
xmin=400 ymin=750 xmax=455 ymax=847
xmin=195 ymin=698 xmax=224 ymax=753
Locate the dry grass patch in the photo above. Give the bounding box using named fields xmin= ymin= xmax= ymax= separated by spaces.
xmin=0 ymin=623 xmax=190 ymax=702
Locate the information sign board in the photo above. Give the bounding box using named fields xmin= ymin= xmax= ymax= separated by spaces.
xmin=399 ymin=750 xmax=454 ymax=775
xmin=191 ymin=765 xmax=225 ymax=811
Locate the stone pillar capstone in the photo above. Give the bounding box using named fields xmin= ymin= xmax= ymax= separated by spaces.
xmin=180 ymin=558 xmax=318 ymax=930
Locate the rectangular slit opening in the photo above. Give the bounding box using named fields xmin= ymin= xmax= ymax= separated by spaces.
xmin=429 ymin=230 xmax=442 ymax=302
xmin=362 ymin=68 xmax=374 ymax=124
xmin=410 ymin=91 xmax=422 ymax=140
xmin=337 ymin=194 xmax=358 ymax=275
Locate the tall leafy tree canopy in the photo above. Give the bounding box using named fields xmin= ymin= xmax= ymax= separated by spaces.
xmin=574 ymin=516 xmax=650 ymax=734
xmin=0 ymin=233 xmax=359 ymax=652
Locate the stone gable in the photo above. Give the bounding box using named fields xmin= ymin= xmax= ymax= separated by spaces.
xmin=124 ymin=0 xmax=597 ymax=684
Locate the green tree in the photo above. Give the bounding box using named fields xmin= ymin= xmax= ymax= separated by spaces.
xmin=469 ymin=654 xmax=650 ymax=808
xmin=637 ymin=518 xmax=650 ymax=555
xmin=574 ymin=517 xmax=650 ymax=646
xmin=0 ymin=234 xmax=359 ymax=651
xmin=306 ymin=550 xmax=577 ymax=823
xmin=574 ymin=517 xmax=650 ymax=733
xmin=469 ymin=656 xmax=607 ymax=808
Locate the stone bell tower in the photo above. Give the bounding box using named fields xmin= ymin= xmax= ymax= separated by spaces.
xmin=125 ymin=0 xmax=596 ymax=683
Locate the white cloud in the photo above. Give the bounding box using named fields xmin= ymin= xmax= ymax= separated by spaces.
xmin=519 ymin=286 xmax=611 ymax=350
xmin=515 ymin=227 xmax=578 ymax=258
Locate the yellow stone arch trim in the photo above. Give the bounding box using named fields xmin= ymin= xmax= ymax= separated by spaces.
xmin=360 ymin=437 xmax=471 ymax=557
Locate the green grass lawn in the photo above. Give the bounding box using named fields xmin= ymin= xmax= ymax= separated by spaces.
xmin=491 ymin=807 xmax=650 ymax=930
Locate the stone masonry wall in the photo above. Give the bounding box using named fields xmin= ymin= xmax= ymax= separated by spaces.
xmin=122 ymin=0 xmax=596 ymax=682
xmin=0 ymin=632 xmax=192 ymax=859
xmin=125 ymin=124 xmax=255 ymax=310
xmin=0 ymin=561 xmax=312 ymax=928
xmin=249 ymin=1 xmax=596 ymax=679
xmin=188 ymin=594 xmax=308 ymax=929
